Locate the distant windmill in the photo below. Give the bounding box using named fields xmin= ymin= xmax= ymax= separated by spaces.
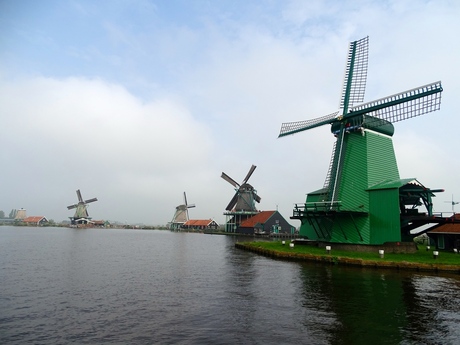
xmin=221 ymin=165 xmax=261 ymax=232
xmin=221 ymin=164 xmax=261 ymax=212
xmin=67 ymin=189 xmax=98 ymax=224
xmin=445 ymin=195 xmax=459 ymax=214
xmin=170 ymin=192 xmax=195 ymax=230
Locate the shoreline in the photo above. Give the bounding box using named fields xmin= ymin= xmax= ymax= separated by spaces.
xmin=235 ymin=242 xmax=460 ymax=274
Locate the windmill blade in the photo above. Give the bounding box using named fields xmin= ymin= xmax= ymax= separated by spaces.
xmin=278 ymin=111 xmax=339 ymax=137
xmin=225 ymin=192 xmax=239 ymax=211
xmin=340 ymin=36 xmax=369 ymax=111
xmin=187 ymin=204 xmax=196 ymax=209
xmin=183 ymin=192 xmax=188 ymax=206
xmin=254 ymin=194 xmax=261 ymax=203
xmin=242 ymin=165 xmax=257 ymax=184
xmin=84 ymin=198 xmax=98 ymax=204
xmin=221 ymin=172 xmax=240 ymax=188
xmin=349 ymin=81 xmax=442 ymax=124
xmin=67 ymin=204 xmax=78 ymax=210
xmin=76 ymin=189 xmax=83 ymax=203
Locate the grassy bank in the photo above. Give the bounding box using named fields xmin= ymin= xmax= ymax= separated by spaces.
xmin=236 ymin=241 xmax=460 ymax=273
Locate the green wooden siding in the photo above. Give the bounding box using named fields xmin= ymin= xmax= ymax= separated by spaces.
xmin=300 ymin=129 xmax=403 ymax=245
xmin=366 ymin=131 xmax=400 ymax=184
xmin=338 ymin=132 xmax=368 ymax=212
xmin=369 ymin=189 xmax=401 ymax=244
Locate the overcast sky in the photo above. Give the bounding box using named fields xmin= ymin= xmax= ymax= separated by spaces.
xmin=1 ymin=0 xmax=459 ymax=225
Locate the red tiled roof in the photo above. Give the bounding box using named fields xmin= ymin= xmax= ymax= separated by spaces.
xmin=239 ymin=211 xmax=276 ymax=228
xmin=23 ymin=216 xmax=47 ymax=223
xmin=184 ymin=219 xmax=215 ymax=226
xmin=429 ymin=214 xmax=460 ymax=234
xmin=429 ymin=224 xmax=460 ymax=234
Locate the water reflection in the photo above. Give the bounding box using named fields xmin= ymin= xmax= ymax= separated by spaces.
xmin=297 ymin=264 xmax=460 ymax=345
xmin=401 ymin=275 xmax=460 ymax=344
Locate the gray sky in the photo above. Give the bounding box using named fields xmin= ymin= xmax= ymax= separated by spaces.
xmin=1 ymin=0 xmax=459 ymax=225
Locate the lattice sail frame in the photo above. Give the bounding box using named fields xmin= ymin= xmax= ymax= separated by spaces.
xmin=278 ymin=111 xmax=339 ymax=137
xmin=340 ymin=36 xmax=368 ymax=111
xmin=351 ymin=81 xmax=442 ymax=125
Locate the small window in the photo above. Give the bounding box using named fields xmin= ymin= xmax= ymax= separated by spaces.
xmin=438 ymin=235 xmax=445 ymax=249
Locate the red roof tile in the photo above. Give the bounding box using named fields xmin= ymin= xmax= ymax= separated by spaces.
xmin=23 ymin=216 xmax=47 ymax=223
xmin=429 ymin=223 xmax=460 ymax=234
xmin=239 ymin=211 xmax=276 ymax=228
xmin=184 ymin=219 xmax=215 ymax=226
xmin=429 ymin=214 xmax=460 ymax=234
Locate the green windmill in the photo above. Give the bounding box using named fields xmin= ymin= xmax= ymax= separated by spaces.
xmin=279 ymin=36 xmax=445 ymax=245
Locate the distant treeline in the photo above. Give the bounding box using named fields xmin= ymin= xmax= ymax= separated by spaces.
xmin=0 ymin=209 xmax=18 ymax=219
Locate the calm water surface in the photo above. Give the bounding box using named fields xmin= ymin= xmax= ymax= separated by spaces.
xmin=1 ymin=226 xmax=460 ymax=344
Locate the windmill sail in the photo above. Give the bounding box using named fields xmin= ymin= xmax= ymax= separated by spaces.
xmin=350 ymin=81 xmax=442 ymax=124
xmin=340 ymin=36 xmax=369 ymax=112
xmin=279 ymin=111 xmax=339 ymax=137
xmin=225 ymin=193 xmax=240 ymax=211
xmin=221 ymin=172 xmax=240 ymax=188
xmin=77 ymin=189 xmax=84 ymax=203
xmin=242 ymin=165 xmax=257 ymax=184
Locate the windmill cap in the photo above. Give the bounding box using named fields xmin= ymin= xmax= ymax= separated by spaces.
xmin=331 ymin=114 xmax=394 ymax=136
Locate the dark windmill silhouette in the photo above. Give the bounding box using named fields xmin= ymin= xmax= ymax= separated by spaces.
xmin=170 ymin=192 xmax=195 ymax=230
xmin=278 ymin=36 xmax=454 ymax=245
xmin=67 ymin=189 xmax=98 ymax=225
xmin=221 ymin=164 xmax=261 ymax=232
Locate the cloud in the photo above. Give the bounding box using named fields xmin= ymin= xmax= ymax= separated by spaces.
xmin=1 ymin=0 xmax=460 ymax=224
xmin=0 ymin=76 xmax=215 ymax=223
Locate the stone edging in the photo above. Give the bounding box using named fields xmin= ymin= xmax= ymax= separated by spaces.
xmin=235 ymin=243 xmax=460 ymax=274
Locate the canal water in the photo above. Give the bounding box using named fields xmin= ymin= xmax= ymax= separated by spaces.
xmin=1 ymin=226 xmax=459 ymax=344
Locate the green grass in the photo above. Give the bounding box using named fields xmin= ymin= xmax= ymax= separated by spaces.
xmin=244 ymin=241 xmax=460 ymax=266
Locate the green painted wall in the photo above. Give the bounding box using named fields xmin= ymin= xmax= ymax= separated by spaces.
xmin=369 ymin=189 xmax=401 ymax=243
xmin=300 ymin=127 xmax=402 ymax=245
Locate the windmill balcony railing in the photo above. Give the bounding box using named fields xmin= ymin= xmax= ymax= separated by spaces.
xmin=223 ymin=210 xmax=259 ymax=216
xmin=293 ymin=201 xmax=342 ymax=216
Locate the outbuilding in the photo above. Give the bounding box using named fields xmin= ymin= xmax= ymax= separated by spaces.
xmin=237 ymin=210 xmax=295 ymax=235
xmin=427 ymin=214 xmax=460 ymax=250
xmin=22 ymin=216 xmax=48 ymax=226
xmin=182 ymin=219 xmax=219 ymax=230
